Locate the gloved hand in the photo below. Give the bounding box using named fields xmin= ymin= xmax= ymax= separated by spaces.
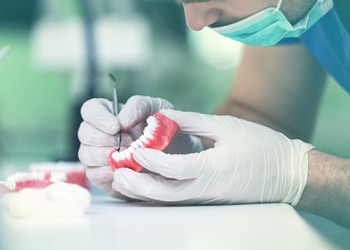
xmin=112 ymin=109 xmax=314 ymax=206
xmin=78 ymin=96 xmax=203 ymax=197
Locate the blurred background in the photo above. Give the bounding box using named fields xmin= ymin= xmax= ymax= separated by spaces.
xmin=0 ymin=0 xmax=349 ymax=178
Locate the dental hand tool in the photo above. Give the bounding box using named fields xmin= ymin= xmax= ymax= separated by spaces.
xmin=109 ymin=73 xmax=121 ymax=151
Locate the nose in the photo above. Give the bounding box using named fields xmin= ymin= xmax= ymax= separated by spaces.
xmin=183 ymin=4 xmax=221 ymax=31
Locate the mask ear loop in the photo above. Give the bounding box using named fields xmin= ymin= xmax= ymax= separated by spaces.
xmin=273 ymin=0 xmax=283 ymax=13
xmin=276 ymin=0 xmax=283 ymax=10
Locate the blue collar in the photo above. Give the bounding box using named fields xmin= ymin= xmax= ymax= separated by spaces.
xmin=300 ymin=9 xmax=350 ymax=93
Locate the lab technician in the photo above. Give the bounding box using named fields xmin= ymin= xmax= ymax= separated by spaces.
xmin=78 ymin=0 xmax=350 ymax=227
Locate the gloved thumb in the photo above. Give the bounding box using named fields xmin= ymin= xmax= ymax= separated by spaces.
xmin=118 ymin=96 xmax=174 ymax=129
xmin=159 ymin=109 xmax=225 ymax=141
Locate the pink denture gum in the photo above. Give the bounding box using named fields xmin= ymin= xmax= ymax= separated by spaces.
xmin=0 ymin=172 xmax=53 ymax=196
xmin=109 ymin=113 xmax=178 ymax=172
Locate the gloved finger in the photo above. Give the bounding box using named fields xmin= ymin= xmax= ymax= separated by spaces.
xmin=159 ymin=109 xmax=230 ymax=141
xmin=112 ymin=171 xmax=154 ymax=202
xmin=86 ymin=166 xmax=113 ymax=186
xmin=81 ymin=98 xmax=120 ymax=135
xmin=133 ymin=148 xmax=202 ymax=180
xmin=118 ymin=96 xmax=174 ymax=130
xmin=86 ymin=166 xmax=133 ymax=200
xmin=113 ymin=180 xmax=171 ymax=204
xmin=78 ymin=122 xmax=117 ymax=147
xmin=78 ymin=144 xmax=114 ymax=166
xmin=113 ymin=168 xmax=196 ymax=203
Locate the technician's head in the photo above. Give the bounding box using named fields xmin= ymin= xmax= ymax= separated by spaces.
xmin=179 ymin=0 xmax=331 ymax=46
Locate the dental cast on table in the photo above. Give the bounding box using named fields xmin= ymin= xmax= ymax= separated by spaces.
xmin=0 ymin=164 xmax=90 ymax=219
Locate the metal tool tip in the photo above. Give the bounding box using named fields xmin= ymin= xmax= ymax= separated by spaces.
xmin=109 ymin=73 xmax=116 ymax=83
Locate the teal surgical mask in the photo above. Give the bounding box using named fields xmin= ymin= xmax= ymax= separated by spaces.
xmin=211 ymin=0 xmax=334 ymax=46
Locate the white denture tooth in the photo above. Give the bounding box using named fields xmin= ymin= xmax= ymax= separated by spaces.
xmin=129 ymin=147 xmax=135 ymax=154
xmin=144 ymin=126 xmax=155 ymax=135
xmin=125 ymin=149 xmax=132 ymax=159
xmin=124 ymin=147 xmax=130 ymax=153
xmin=139 ymin=135 xmax=148 ymax=144
xmin=4 ymin=172 xmax=45 ymax=190
xmin=118 ymin=152 xmax=124 ymax=161
xmin=117 ymin=153 xmax=123 ymax=161
xmin=119 ymin=151 xmax=126 ymax=160
xmin=117 ymin=153 xmax=122 ymax=161
xmin=112 ymin=151 xmax=119 ymax=161
xmin=1 ymin=180 xmax=15 ymax=190
xmin=131 ymin=141 xmax=139 ymax=149
xmin=112 ymin=151 xmax=117 ymax=158
xmin=112 ymin=154 xmax=117 ymax=161
xmin=114 ymin=152 xmax=122 ymax=161
xmin=123 ymin=148 xmax=130 ymax=156
xmin=147 ymin=121 xmax=157 ymax=131
xmin=136 ymin=139 xmax=144 ymax=147
xmin=146 ymin=116 xmax=157 ymax=125
xmin=144 ymin=130 xmax=154 ymax=139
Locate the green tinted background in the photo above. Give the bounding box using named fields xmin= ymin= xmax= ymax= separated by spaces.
xmin=0 ymin=0 xmax=349 ymax=175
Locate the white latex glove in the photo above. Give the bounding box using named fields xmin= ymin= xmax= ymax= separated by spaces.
xmin=78 ymin=96 xmax=202 ymax=197
xmin=117 ymin=96 xmax=203 ymax=155
xmin=78 ymin=98 xmax=122 ymax=198
xmin=112 ymin=109 xmax=314 ymax=206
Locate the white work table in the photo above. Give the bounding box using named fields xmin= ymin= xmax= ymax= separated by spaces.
xmin=1 ymin=192 xmax=349 ymax=250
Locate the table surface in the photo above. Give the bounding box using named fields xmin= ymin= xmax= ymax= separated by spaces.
xmin=1 ymin=193 xmax=350 ymax=250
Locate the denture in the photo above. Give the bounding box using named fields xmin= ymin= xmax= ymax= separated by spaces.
xmin=0 ymin=172 xmax=52 ymax=196
xmin=0 ymin=164 xmax=88 ymax=196
xmin=29 ymin=162 xmax=89 ymax=190
xmin=109 ymin=112 xmax=178 ymax=172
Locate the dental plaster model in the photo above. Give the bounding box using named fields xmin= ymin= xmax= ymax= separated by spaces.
xmin=109 ymin=113 xmax=178 ymax=172
xmin=2 ymin=182 xmax=91 ymax=219
xmin=0 ymin=164 xmax=91 ymax=219
xmin=0 ymin=172 xmax=91 ymax=219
